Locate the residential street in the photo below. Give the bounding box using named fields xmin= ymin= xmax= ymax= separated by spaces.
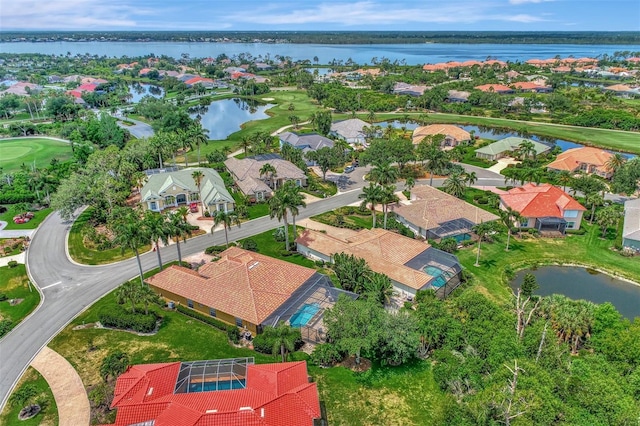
xmin=0 ymin=165 xmax=515 ymax=410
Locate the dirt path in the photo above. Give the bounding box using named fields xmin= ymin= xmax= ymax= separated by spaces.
xmin=30 ymin=347 xmax=90 ymax=426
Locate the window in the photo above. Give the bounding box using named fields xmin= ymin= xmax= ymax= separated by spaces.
xmin=564 ymin=210 xmax=578 ymax=218
xmin=296 ymin=179 xmax=302 ymax=187
xmin=165 ymin=196 xmax=175 ymax=205
xmin=519 ymin=217 xmax=528 ymax=227
xmin=190 ymin=193 xmax=200 ymax=201
xmin=187 ymin=299 xmax=194 ymax=308
xmin=235 ymin=317 xmax=243 ymax=327
xmin=566 ymin=221 xmax=576 ymax=229
xmin=209 ymin=308 xmax=216 ymax=317
xmin=150 ymin=202 xmax=157 ymax=210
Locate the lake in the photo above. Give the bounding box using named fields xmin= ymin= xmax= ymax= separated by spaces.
xmin=512 ymin=266 xmax=640 ymax=319
xmin=2 ymin=41 xmax=639 ymax=65
xmin=190 ymin=98 xmax=273 ymax=140
xmin=127 ymin=83 xmax=164 ymax=103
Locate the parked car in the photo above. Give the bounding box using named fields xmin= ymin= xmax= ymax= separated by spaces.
xmin=344 ymin=165 xmax=355 ymax=173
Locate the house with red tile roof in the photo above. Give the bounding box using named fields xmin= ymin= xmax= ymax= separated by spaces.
xmin=296 ymin=228 xmax=462 ymax=298
xmin=147 ymin=246 xmax=352 ymax=336
xmin=183 ymin=76 xmax=215 ymax=88
xmin=546 ymin=147 xmax=615 ymax=178
xmin=474 ymin=84 xmax=514 ymax=94
xmin=511 ymin=81 xmax=552 ymax=93
xmin=499 ymin=183 xmax=586 ymax=233
xmin=105 ymin=358 xmax=323 ymax=426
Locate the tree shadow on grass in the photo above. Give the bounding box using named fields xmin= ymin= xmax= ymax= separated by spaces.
xmin=479 ymin=258 xmax=497 ymax=268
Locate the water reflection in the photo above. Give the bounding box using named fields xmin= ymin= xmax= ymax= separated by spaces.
xmin=191 ymin=98 xmax=274 ymax=140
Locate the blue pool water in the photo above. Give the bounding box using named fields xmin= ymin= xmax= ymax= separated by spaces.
xmin=290 ymin=303 xmax=321 ymax=327
xmin=189 ymin=379 xmax=246 ymax=392
xmin=424 ymin=266 xmax=447 ymax=288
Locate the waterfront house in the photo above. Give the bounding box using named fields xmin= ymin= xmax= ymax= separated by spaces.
xmin=329 ymin=118 xmax=370 ymax=146
xmin=475 ymin=137 xmax=551 ymax=161
xmin=412 ymin=124 xmax=471 ymax=147
xmin=499 ymin=183 xmax=586 ymax=233
xmin=278 ymin=132 xmax=334 ymax=166
xmin=546 ymin=147 xmax=615 ymax=179
xmin=622 ymin=198 xmax=640 ymax=252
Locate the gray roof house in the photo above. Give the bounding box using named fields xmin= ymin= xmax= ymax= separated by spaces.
xmin=329 ymin=119 xmax=370 ymax=146
xmin=140 ymin=168 xmax=234 ymax=214
xmin=622 ymin=198 xmax=640 ymax=252
xmin=225 ymin=154 xmax=307 ymax=202
xmin=475 ymin=137 xmax=551 ymax=161
xmin=279 ymin=132 xmax=334 ymax=166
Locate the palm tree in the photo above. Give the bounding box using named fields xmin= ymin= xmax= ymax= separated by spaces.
xmin=359 ymin=183 xmax=384 ymax=228
xmin=270 ymin=322 xmax=298 ymax=362
xmin=405 ymin=176 xmax=416 ymax=193
xmin=177 ymin=129 xmax=194 ymax=167
xmin=191 ymin=170 xmax=205 ymax=213
xmin=499 ymin=207 xmax=521 ymax=252
xmin=259 ymin=163 xmax=278 ymax=189
xmin=212 ymin=210 xmax=241 ymax=247
xmin=464 ymin=171 xmax=478 ymax=186
xmin=282 ymin=180 xmax=306 ymax=235
xmin=586 ymin=192 xmax=604 ymax=223
xmin=424 ymin=143 xmax=449 ymax=186
xmin=443 ymin=170 xmax=467 ymax=199
xmin=176 ymin=205 xmax=190 ymax=221
xmin=605 ymin=153 xmax=626 ymax=174
xmin=364 ymin=272 xmax=394 ymax=306
xmin=380 ymin=184 xmax=399 ymax=229
xmin=137 ymin=284 xmax=157 ymax=315
xmin=369 ymin=162 xmax=398 ymax=186
xmin=189 ymin=121 xmax=209 ymax=166
xmin=240 ymin=136 xmax=252 ymax=157
xmin=166 ymin=211 xmax=192 ymax=266
xmin=111 ymin=210 xmax=148 ymax=286
xmin=366 ymin=110 xmax=377 ymax=124
xmin=555 ymin=170 xmax=573 ymax=192
xmin=269 ymin=187 xmax=292 ymax=251
xmin=518 ymin=140 xmax=536 ymax=160
xmin=116 ymin=281 xmax=140 ymax=313
xmin=144 ymin=210 xmax=170 ymax=271
xmin=472 ymin=221 xmax=495 ymax=267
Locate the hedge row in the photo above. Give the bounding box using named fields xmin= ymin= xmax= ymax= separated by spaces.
xmin=98 ymin=306 xmax=159 ymax=333
xmin=252 ymin=328 xmax=304 ymax=354
xmin=175 ymin=304 xmax=240 ymax=343
xmin=205 ymin=245 xmax=230 ymax=255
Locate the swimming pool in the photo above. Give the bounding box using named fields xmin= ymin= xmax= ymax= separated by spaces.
xmin=189 ymin=378 xmax=246 ymax=392
xmin=290 ymin=303 xmax=321 ymax=327
xmin=424 ymin=266 xmax=447 ymax=288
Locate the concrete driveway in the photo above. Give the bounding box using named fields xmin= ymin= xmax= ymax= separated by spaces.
xmin=0 ymin=221 xmax=36 ymax=239
xmin=117 ymin=117 xmax=154 ymax=139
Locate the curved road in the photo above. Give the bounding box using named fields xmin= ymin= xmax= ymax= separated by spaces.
xmin=0 ymin=171 xmax=511 ymax=410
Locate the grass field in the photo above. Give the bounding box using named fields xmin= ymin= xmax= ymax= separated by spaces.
xmin=0 ymin=264 xmax=40 ymax=338
xmin=0 ymin=208 xmax=52 ymax=230
xmin=0 ymin=138 xmax=73 ymax=174
xmin=0 ymin=367 xmax=58 ymax=426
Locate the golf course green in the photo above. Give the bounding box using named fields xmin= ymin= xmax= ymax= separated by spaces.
xmin=0 ymin=137 xmax=73 ymax=173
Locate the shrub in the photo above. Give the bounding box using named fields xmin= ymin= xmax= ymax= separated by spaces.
xmin=241 ymin=239 xmax=258 ymax=251
xmin=98 ymin=305 xmax=159 ymax=333
xmin=0 ymin=293 xmax=7 ymax=301
xmin=253 ymin=327 xmax=304 ymax=354
xmin=273 ymin=227 xmax=286 ymax=242
xmin=0 ymin=319 xmax=13 ymax=338
xmin=7 ymin=260 xmax=18 ymax=268
xmin=175 ymin=304 xmax=229 ymax=331
xmin=204 ymin=245 xmax=229 ymax=255
xmin=226 ymin=325 xmax=240 ymax=343
xmin=476 ymin=197 xmax=488 ymax=205
xmin=310 ymin=343 xmax=342 ymax=366
xmin=566 ymin=228 xmax=586 ymax=235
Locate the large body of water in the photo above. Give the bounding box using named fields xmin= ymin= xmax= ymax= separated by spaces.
xmin=2 ymin=42 xmax=639 ymax=65
xmin=191 ymin=98 xmax=273 ymax=140
xmin=512 ymin=266 xmax=640 ymax=319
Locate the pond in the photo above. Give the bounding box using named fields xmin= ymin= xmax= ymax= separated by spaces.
xmin=511 ymin=266 xmax=640 ymax=320
xmin=376 ymin=120 xmax=635 ymax=158
xmin=189 ymin=98 xmax=274 ymax=140
xmin=127 ymin=83 xmax=164 ymax=103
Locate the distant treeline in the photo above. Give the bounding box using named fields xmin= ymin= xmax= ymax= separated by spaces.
xmin=3 ymin=31 xmax=640 ymax=45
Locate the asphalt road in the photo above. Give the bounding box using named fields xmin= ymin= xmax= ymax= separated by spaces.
xmin=116 ymin=117 xmax=155 ymax=139
xmin=0 ymin=164 xmax=513 ymax=410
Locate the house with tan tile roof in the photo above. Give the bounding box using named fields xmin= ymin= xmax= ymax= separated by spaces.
xmin=224 ymin=154 xmax=307 ymax=202
xmin=391 ymin=185 xmax=499 ymax=241
xmin=499 ymin=183 xmax=586 ymax=233
xmin=412 ymin=124 xmax=471 ymax=147
xmin=546 ymin=147 xmax=615 ymax=178
xmin=511 ymin=81 xmax=552 ymax=93
xmin=147 ymin=247 xmax=353 ymax=337
xmin=296 ymin=228 xmax=462 ymax=298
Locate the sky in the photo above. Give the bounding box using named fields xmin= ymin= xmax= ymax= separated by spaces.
xmin=1 ymin=0 xmax=639 ymax=32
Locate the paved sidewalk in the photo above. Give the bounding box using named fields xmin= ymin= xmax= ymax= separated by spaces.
xmin=30 ymin=346 xmax=90 ymax=426
xmin=0 ymin=221 xmax=36 ymax=239
xmin=0 ymin=252 xmax=25 ymax=267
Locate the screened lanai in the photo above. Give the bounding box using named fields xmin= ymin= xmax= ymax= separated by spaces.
xmin=174 ymin=358 xmax=254 ymax=394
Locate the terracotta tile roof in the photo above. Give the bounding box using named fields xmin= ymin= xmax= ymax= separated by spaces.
xmin=604 ymin=84 xmax=633 ymax=92
xmin=423 ymin=60 xmax=506 ymax=71
xmin=146 ymin=247 xmax=316 ymax=325
xmin=500 ymin=183 xmax=585 ymax=219
xmin=391 ymin=185 xmax=498 ymax=230
xmin=296 ymin=228 xmax=438 ymax=290
xmin=512 ymin=81 xmax=549 ymax=91
xmin=412 ymin=124 xmax=470 ymax=144
xmin=546 ymin=147 xmax=614 ymax=174
xmin=108 ymin=360 xmax=320 ymax=426
xmin=474 ymin=84 xmax=514 ymax=93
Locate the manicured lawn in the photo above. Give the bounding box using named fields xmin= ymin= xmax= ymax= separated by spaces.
xmin=0 ymin=367 xmax=58 ymax=426
xmin=0 ymin=138 xmax=73 ymax=174
xmin=231 ymin=192 xmax=270 ymax=220
xmin=456 ymin=221 xmax=640 ymax=301
xmin=239 ymin=227 xmax=317 ymax=268
xmin=68 ymin=209 xmax=151 ymax=265
xmin=0 ymin=208 xmax=52 ymax=230
xmin=0 ymin=264 xmax=40 ymax=338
